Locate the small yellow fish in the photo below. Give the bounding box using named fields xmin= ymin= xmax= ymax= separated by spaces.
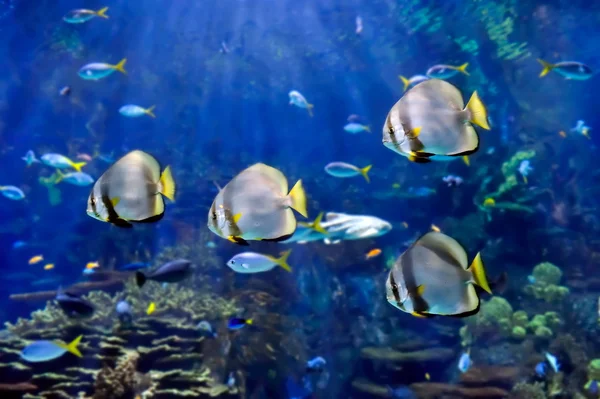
xmin=425 ymin=372 xmax=431 ymax=381
xmin=44 ymin=263 xmax=55 ymax=270
xmin=483 ymin=198 xmax=496 ymax=207
xmin=392 ymin=183 xmax=401 ymax=189
xmin=402 ymin=221 xmax=409 ymax=229
xmin=365 ymin=248 xmax=382 ymax=259
xmin=559 ymin=131 xmax=567 ymax=138
xmin=86 ymin=261 xmax=99 ymax=269
xmin=29 ymin=255 xmax=44 ymax=265
xmin=431 ymin=224 xmax=441 ymax=233
xmin=146 ymin=302 xmax=156 ymax=315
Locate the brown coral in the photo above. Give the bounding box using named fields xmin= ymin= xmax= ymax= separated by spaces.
xmin=92 ymin=351 xmax=139 ymax=399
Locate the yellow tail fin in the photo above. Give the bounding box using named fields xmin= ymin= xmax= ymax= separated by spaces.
xmin=53 ymin=170 xmax=65 ymax=184
xmin=159 ymin=166 xmax=176 ymax=201
xmin=306 ymin=212 xmax=327 ymax=235
xmin=462 ymin=156 xmax=470 ymax=166
xmin=288 ymin=180 xmax=307 ymax=217
xmin=71 ymin=162 xmax=87 ymax=172
xmin=364 ymin=125 xmax=371 ymax=133
xmin=537 ymin=58 xmax=554 ymax=77
xmin=468 ymin=252 xmax=491 ymax=294
xmin=399 ymin=75 xmax=410 ymax=91
xmin=361 ymin=165 xmax=372 ymax=183
xmin=465 ymin=91 xmax=490 ymax=130
xmin=114 ymin=58 xmax=127 ymax=75
xmin=96 ymin=7 xmax=109 ymax=18
xmin=56 ymin=335 xmax=83 ymax=358
xmin=456 ymin=62 xmax=469 ymax=76
xmin=307 ymin=104 xmax=314 ymax=118
xmin=145 ymin=105 xmax=156 ymax=118
xmin=273 ymin=249 xmax=292 ymax=272
xmin=246 ymin=318 xmax=253 ymax=325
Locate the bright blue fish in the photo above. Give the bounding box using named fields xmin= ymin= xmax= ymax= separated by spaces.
xmin=20 ymin=335 xmax=83 ymax=362
xmin=535 ymin=361 xmax=547 ymax=377
xmin=228 ymin=317 xmax=253 ymax=330
xmin=0 ymin=185 xmax=25 ymax=200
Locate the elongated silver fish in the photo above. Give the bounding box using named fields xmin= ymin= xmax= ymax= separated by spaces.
xmin=86 ymin=150 xmax=175 ymax=228
xmin=386 ymin=232 xmax=491 ymax=317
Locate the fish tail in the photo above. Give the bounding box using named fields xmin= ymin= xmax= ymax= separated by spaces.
xmin=71 ymin=162 xmax=87 ymax=172
xmin=288 ymin=179 xmax=308 ymax=218
xmin=360 ymin=165 xmax=372 ymax=183
xmin=96 ymin=7 xmax=109 ymax=18
xmin=307 ymin=104 xmax=314 ymax=117
xmin=159 ymin=166 xmax=176 ymax=201
xmin=53 ymin=170 xmax=64 ymax=184
xmin=462 ymin=156 xmax=470 ymax=166
xmin=464 ymin=91 xmax=490 ymax=130
xmin=523 ymin=175 xmax=528 ymax=184
xmin=246 ymin=318 xmax=253 ymax=325
xmin=56 ymin=335 xmax=83 ymax=358
xmin=145 ymin=105 xmax=156 ymax=118
xmin=309 ymin=212 xmax=328 ymax=235
xmin=537 ymin=58 xmax=554 ymax=77
xmin=456 ymin=62 xmax=469 ymax=76
xmin=135 ymin=271 xmax=147 ymax=288
xmin=468 ymin=252 xmax=491 ymax=294
xmin=114 ymin=58 xmax=127 ymax=75
xmin=399 ymin=75 xmax=410 ymax=91
xmin=275 ymin=249 xmax=293 ymax=272
xmin=364 ymin=125 xmax=371 ymax=133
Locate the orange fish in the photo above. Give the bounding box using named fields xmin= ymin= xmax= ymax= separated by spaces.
xmin=44 ymin=263 xmax=55 ymax=270
xmin=365 ymin=248 xmax=382 ymax=259
xmin=86 ymin=261 xmax=99 ymax=269
xmin=558 ymin=131 xmax=567 ymax=138
xmin=431 ymin=224 xmax=441 ymax=233
xmin=28 ymin=255 xmax=44 ymax=265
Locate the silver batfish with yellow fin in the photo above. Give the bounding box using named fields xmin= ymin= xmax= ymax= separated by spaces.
xmin=382 ymin=79 xmax=490 ymax=163
xmin=86 ymin=150 xmax=175 ymax=228
xmin=386 ymin=232 xmax=491 ymax=317
xmin=208 ymin=163 xmax=307 ymax=245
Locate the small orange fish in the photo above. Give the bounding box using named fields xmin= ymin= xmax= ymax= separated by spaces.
xmin=28 ymin=255 xmax=44 ymax=265
xmin=86 ymin=261 xmax=99 ymax=269
xmin=431 ymin=224 xmax=441 ymax=233
xmin=43 ymin=263 xmax=55 ymax=270
xmin=365 ymin=248 xmax=382 ymax=259
xmin=558 ymin=131 xmax=567 ymax=138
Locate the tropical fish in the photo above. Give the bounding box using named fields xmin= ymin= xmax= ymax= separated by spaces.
xmin=483 ymin=198 xmax=495 ymax=207
xmin=324 ymin=162 xmax=372 ymax=183
xmin=54 ymin=170 xmax=94 ymax=186
xmin=20 ymin=335 xmax=83 ymax=362
xmin=116 ymin=300 xmax=133 ymax=324
xmin=56 ymin=288 xmax=95 ymax=318
xmin=41 ymin=153 xmax=86 ymax=171
xmin=208 ymin=163 xmax=307 ymax=245
xmin=343 ymin=123 xmax=370 ymax=134
xmin=63 ymin=7 xmax=109 ymax=23
xmin=118 ymin=262 xmax=150 ymax=271
xmin=28 ymin=255 xmax=44 ymax=265
xmin=59 ymin=86 xmax=71 ymax=96
xmin=228 ymin=317 xmax=252 ymax=330
xmin=382 ymin=79 xmax=489 ymax=163
xmin=82 ymin=268 xmax=95 ymax=275
xmin=86 ymin=150 xmax=175 ymax=228
xmin=289 ymin=90 xmax=314 ymax=117
xmin=135 ymin=259 xmax=192 ymax=288
xmin=86 ymin=262 xmax=99 ymax=269
xmin=571 ymin=120 xmax=591 ymax=139
xmin=43 ymin=264 xmax=54 ymax=270
xmin=197 ymin=320 xmax=216 ymax=337
xmin=545 ymin=352 xmax=560 ymax=373
xmin=399 ymin=75 xmax=429 ymax=92
xmin=306 ymin=356 xmax=327 ymax=372
xmin=227 ymin=250 xmax=292 ymax=273
xmin=365 ymin=248 xmax=382 ymax=259
xmin=535 ymin=361 xmax=547 ymax=377
xmin=227 ymin=372 xmax=236 ymax=389
xmin=431 ymin=224 xmax=441 ymax=233
xmin=347 ymin=114 xmax=361 ymax=122
xmin=146 ymin=302 xmax=156 ymax=315
xmin=426 ymin=63 xmax=469 ymax=79
xmin=518 ymin=160 xmax=533 ymax=184
xmin=537 ymin=59 xmax=593 ymax=80
xmin=355 ymin=15 xmax=363 ymax=35
xmin=119 ymin=105 xmax=156 ymax=118
xmin=77 ymin=153 xmax=94 ymax=162
xmin=457 ymin=350 xmax=472 ymax=373
xmin=78 ymin=58 xmax=127 ymax=81
xmin=385 ymin=232 xmax=491 ymax=317
xmin=0 ymin=185 xmax=25 ymax=200
xmin=22 ymin=150 xmax=40 ymax=166
xmin=12 ymin=240 xmax=27 ymax=249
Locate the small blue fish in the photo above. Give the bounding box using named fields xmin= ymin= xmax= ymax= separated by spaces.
xmin=535 ymin=361 xmax=547 ymax=377
xmin=588 ymin=379 xmax=599 ymax=394
xmin=538 ymin=59 xmax=593 ymax=80
xmin=458 ymin=350 xmax=472 ymax=373
xmin=116 ymin=300 xmax=133 ymax=324
xmin=12 ymin=240 xmax=27 ymax=249
xmin=78 ymin=59 xmax=127 ymax=80
xmin=228 ymin=317 xmax=252 ymax=330
xmin=527 ymin=275 xmax=536 ymax=284
xmin=55 ymin=171 xmax=94 ymax=186
xmin=206 ymin=241 xmax=217 ymax=249
xmin=117 ymin=262 xmax=150 ymax=271
xmin=119 ymin=105 xmax=156 ymax=118
xmin=408 ymin=186 xmax=437 ymax=197
xmin=0 ymin=185 xmax=25 ymax=200
xmin=82 ymin=268 xmax=95 ymax=275
xmin=227 ymin=372 xmax=236 ymax=388
xmin=197 ymin=320 xmax=217 ymax=337
xmin=63 ymin=7 xmax=109 ymax=23
xmin=343 ymin=123 xmax=370 ymax=134
xmin=545 ymin=352 xmax=560 ymax=373
xmin=20 ymin=335 xmax=83 ymax=362
xmin=22 ymin=150 xmax=40 ymax=166
xmin=306 ymin=356 xmax=327 ymax=372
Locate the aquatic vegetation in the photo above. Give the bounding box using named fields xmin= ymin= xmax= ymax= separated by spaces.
xmin=524 ymin=262 xmax=570 ymax=303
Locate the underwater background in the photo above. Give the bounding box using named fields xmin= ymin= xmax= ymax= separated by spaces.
xmin=1 ymin=0 xmax=600 ymax=398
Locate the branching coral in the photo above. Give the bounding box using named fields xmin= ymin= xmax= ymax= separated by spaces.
xmin=510 ymin=382 xmax=546 ymax=399
xmin=92 ymin=351 xmax=139 ymax=399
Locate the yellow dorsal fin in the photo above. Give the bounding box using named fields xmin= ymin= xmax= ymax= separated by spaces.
xmin=360 ymin=165 xmax=372 ymax=183
xmin=159 ymin=166 xmax=176 ymax=201
xmin=288 ymin=180 xmax=307 ymax=217
xmin=96 ymin=7 xmax=109 ymax=18
xmin=462 ymin=156 xmax=470 ymax=166
xmin=468 ymin=252 xmax=491 ymax=294
xmin=465 ymin=91 xmax=490 ymax=130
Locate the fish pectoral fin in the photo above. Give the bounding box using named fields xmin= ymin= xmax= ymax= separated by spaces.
xmin=228 ymin=236 xmax=250 ymax=246
xmin=233 ymin=213 xmax=242 ymax=224
xmin=111 ymin=197 xmax=120 ymax=207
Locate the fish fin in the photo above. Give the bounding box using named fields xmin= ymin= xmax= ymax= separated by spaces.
xmin=415 ymin=284 xmax=425 ymax=296
xmin=110 ymin=217 xmax=133 ymax=228
xmin=537 ymin=58 xmax=554 ymax=77
xmin=158 ymin=166 xmax=176 ymax=201
xmin=360 ymin=165 xmax=372 ymax=183
xmin=228 ymin=236 xmax=250 ymax=246
xmin=468 ymin=252 xmax=491 ymax=294
xmin=288 ymin=180 xmax=308 ymax=218
xmin=399 ymin=75 xmax=410 ymax=91
xmin=274 ymin=249 xmax=292 ymax=272
xmin=261 ymin=232 xmax=294 ymax=242
xmin=71 ymin=162 xmax=87 ymax=172
xmin=364 ymin=125 xmax=371 ymax=133
xmin=55 ymin=335 xmax=83 ymax=358
xmin=135 ymin=272 xmax=147 ymax=287
xmin=233 ymin=213 xmax=242 ymax=224
xmin=53 ymin=170 xmax=64 ymax=184
xmin=463 ymin=285 xmax=481 ymax=313
xmin=465 ymin=91 xmax=490 ymax=130
xmin=462 ymin=156 xmax=470 ymax=166
xmin=135 ymin=213 xmax=164 ymax=223
xmin=408 ymin=126 xmax=422 ymax=138
xmin=411 ymin=311 xmax=429 ymax=318
xmin=307 ymin=104 xmax=314 ymax=117
xmin=145 ymin=105 xmax=156 ymax=118
xmin=408 ymin=152 xmax=431 ymax=163
xmin=114 ymin=58 xmax=127 ymax=75
xmin=456 ymin=62 xmax=469 ymax=76
xmin=96 ymin=6 xmax=109 ymax=18
xmin=246 ymin=318 xmax=253 ymax=325
xmin=308 ymin=212 xmax=328 ymax=235
xmin=111 ymin=197 xmax=120 ymax=207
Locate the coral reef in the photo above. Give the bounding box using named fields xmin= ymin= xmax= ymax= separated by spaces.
xmin=91 ymin=351 xmax=139 ymax=399
xmin=524 ymin=262 xmax=570 ymax=303
xmin=509 ymin=382 xmax=546 ymax=399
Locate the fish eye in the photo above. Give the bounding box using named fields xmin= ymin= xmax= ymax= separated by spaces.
xmin=90 ymin=197 xmax=96 ymax=206
xmin=388 ymin=126 xmax=395 ymax=135
xmin=212 ymin=212 xmax=217 ymax=220
xmin=231 ymin=260 xmax=235 ymax=264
